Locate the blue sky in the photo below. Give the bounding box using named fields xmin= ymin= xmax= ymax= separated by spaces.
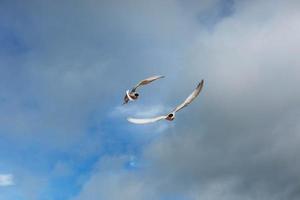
xmin=1 ymin=0 xmax=300 ymax=200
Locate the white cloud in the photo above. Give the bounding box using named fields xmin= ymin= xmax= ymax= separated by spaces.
xmin=0 ymin=174 xmax=14 ymax=186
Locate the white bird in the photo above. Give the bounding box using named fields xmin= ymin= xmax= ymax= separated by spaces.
xmin=123 ymin=75 xmax=165 ymax=104
xmin=127 ymin=80 xmax=204 ymax=124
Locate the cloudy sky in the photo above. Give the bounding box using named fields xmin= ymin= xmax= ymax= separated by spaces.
xmin=0 ymin=0 xmax=300 ymax=199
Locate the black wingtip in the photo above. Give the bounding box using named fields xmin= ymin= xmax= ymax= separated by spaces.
xmin=199 ymin=79 xmax=204 ymax=86
xmin=196 ymin=80 xmax=204 ymax=91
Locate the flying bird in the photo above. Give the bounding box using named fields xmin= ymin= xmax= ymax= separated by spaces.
xmin=127 ymin=80 xmax=204 ymax=124
xmin=123 ymin=75 xmax=165 ymax=104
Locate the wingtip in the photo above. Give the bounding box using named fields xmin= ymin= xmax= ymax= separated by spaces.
xmin=127 ymin=117 xmax=140 ymax=124
xmin=127 ymin=117 xmax=134 ymax=123
xmin=197 ymin=79 xmax=204 ymax=87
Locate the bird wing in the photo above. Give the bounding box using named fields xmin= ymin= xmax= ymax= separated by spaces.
xmin=131 ymin=75 xmax=164 ymax=92
xmin=173 ymin=80 xmax=204 ymax=113
xmin=127 ymin=115 xmax=167 ymax=124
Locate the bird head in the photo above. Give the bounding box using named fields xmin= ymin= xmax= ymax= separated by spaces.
xmin=132 ymin=92 xmax=139 ymax=99
xmin=166 ymin=113 xmax=175 ymax=121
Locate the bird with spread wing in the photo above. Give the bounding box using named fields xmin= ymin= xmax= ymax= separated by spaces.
xmin=123 ymin=75 xmax=165 ymax=104
xmin=127 ymin=80 xmax=204 ymax=124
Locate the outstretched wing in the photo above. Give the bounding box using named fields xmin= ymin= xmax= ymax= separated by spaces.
xmin=131 ymin=75 xmax=164 ymax=92
xmin=127 ymin=115 xmax=166 ymax=124
xmin=173 ymin=80 xmax=204 ymax=113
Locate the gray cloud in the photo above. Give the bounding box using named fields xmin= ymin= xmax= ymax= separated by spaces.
xmin=0 ymin=0 xmax=203 ymax=198
xmin=1 ymin=0 xmax=300 ymax=199
xmin=74 ymin=0 xmax=300 ymax=200
xmin=73 ymin=156 xmax=157 ymax=200
xmin=0 ymin=0 xmax=195 ymax=149
xmin=143 ymin=0 xmax=300 ymax=199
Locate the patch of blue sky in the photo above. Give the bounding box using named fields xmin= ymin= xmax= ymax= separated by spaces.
xmin=0 ymin=141 xmax=100 ymax=199
xmin=99 ymin=117 xmax=142 ymax=155
xmin=0 ymin=27 xmax=30 ymax=56
xmin=0 ymin=187 xmax=23 ymax=200
xmin=0 ymin=134 xmax=56 ymax=168
xmin=160 ymin=194 xmax=193 ymax=200
xmin=44 ymin=175 xmax=81 ymax=200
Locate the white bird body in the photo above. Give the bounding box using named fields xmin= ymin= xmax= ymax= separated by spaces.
xmin=127 ymin=80 xmax=204 ymax=124
xmin=123 ymin=75 xmax=165 ymax=104
xmin=126 ymin=90 xmax=135 ymax=101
